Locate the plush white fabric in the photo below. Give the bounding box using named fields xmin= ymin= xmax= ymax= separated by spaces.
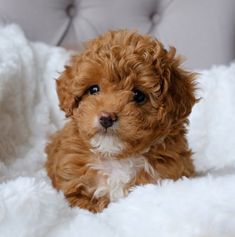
xmin=0 ymin=25 xmax=235 ymax=237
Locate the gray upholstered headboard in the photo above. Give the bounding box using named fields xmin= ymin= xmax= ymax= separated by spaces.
xmin=0 ymin=0 xmax=234 ymax=69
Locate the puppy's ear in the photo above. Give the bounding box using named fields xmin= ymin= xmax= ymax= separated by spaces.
xmin=158 ymin=47 xmax=197 ymax=122
xmin=56 ymin=63 xmax=79 ymax=117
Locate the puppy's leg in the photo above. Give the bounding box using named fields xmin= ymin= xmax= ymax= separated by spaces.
xmin=63 ymin=175 xmax=110 ymax=213
xmin=46 ymin=153 xmax=110 ymax=213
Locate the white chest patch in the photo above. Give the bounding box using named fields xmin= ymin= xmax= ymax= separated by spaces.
xmin=89 ymin=156 xmax=154 ymax=202
xmin=90 ymin=134 xmax=124 ymax=155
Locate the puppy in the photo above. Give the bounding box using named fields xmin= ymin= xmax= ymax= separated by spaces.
xmin=45 ymin=30 xmax=197 ymax=213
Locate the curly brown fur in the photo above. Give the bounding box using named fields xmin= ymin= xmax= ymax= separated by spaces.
xmin=45 ymin=30 xmax=197 ymax=213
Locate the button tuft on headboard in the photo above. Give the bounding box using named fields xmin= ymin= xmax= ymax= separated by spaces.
xmin=66 ymin=3 xmax=76 ymax=18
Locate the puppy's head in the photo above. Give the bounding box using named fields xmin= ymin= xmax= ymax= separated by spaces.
xmin=57 ymin=30 xmax=197 ymax=156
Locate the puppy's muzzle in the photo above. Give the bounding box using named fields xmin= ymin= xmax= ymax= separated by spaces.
xmin=99 ymin=111 xmax=118 ymax=129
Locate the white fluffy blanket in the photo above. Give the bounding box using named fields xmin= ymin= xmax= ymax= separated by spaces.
xmin=0 ymin=25 xmax=235 ymax=237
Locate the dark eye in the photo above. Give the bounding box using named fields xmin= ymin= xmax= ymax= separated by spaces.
xmin=88 ymin=85 xmax=100 ymax=95
xmin=133 ymin=89 xmax=146 ymax=104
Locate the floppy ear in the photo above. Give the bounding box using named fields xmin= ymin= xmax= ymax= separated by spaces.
xmin=56 ymin=63 xmax=79 ymax=117
xmin=158 ymin=47 xmax=197 ymax=122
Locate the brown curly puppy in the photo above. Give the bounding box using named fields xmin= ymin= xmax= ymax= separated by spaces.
xmin=45 ymin=30 xmax=197 ymax=213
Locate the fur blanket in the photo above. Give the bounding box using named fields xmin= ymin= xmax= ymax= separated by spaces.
xmin=0 ymin=25 xmax=235 ymax=237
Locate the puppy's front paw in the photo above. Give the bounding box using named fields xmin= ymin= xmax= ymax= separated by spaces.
xmin=64 ymin=176 xmax=110 ymax=213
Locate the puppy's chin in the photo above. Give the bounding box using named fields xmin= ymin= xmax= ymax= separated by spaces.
xmin=87 ymin=117 xmax=151 ymax=157
xmin=88 ymin=116 xmax=124 ymax=156
xmin=89 ymin=129 xmax=151 ymax=158
xmin=90 ymin=132 xmax=125 ymax=156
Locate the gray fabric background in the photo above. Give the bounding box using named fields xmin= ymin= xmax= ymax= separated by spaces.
xmin=0 ymin=0 xmax=234 ymax=69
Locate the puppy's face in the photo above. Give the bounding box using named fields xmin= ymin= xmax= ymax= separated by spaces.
xmin=57 ymin=30 xmax=196 ymax=156
xmin=70 ymin=60 xmax=164 ymax=155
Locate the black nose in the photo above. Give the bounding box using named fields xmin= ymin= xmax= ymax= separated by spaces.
xmin=99 ymin=112 xmax=118 ymax=129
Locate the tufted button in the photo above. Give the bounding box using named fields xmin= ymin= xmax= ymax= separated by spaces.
xmin=66 ymin=4 xmax=76 ymax=18
xmin=151 ymin=13 xmax=161 ymax=24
